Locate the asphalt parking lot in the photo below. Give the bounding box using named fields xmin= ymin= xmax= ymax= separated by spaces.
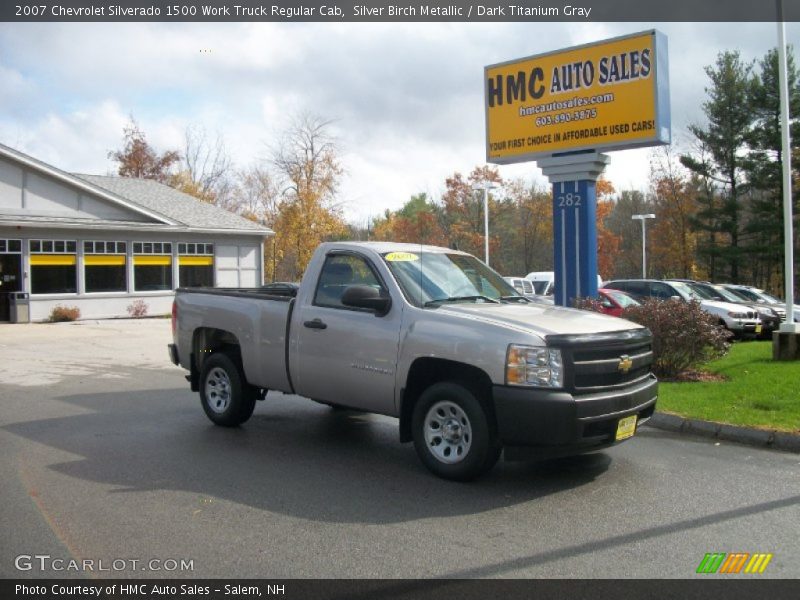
xmin=0 ymin=319 xmax=799 ymax=579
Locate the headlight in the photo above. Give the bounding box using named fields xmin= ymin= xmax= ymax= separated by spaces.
xmin=727 ymin=311 xmax=746 ymax=318
xmin=506 ymin=344 xmax=563 ymax=388
xmin=757 ymin=307 xmax=776 ymax=317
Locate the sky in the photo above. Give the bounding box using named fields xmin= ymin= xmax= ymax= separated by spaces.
xmin=0 ymin=21 xmax=798 ymax=223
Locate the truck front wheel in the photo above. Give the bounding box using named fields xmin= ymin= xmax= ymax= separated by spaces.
xmin=199 ymin=353 xmax=256 ymax=427
xmin=412 ymin=382 xmax=501 ymax=481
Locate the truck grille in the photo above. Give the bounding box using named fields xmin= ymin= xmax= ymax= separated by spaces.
xmin=546 ymin=329 xmax=654 ymax=395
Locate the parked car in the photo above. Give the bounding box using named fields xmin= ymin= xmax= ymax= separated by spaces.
xmin=525 ymin=271 xmax=556 ymax=296
xmin=678 ymin=281 xmax=780 ymax=339
xmin=525 ymin=271 xmax=603 ymax=296
xmin=503 ymin=276 xmax=536 ymax=299
xmin=170 ymin=242 xmax=658 ymax=481
xmin=722 ymin=284 xmax=799 ymax=324
xmin=604 ymin=279 xmax=761 ymax=339
xmin=597 ymin=288 xmax=640 ymax=318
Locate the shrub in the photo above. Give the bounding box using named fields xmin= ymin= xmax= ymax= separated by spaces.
xmin=573 ymin=296 xmax=605 ymax=312
xmin=49 ymin=305 xmax=81 ymax=322
xmin=620 ymin=298 xmax=731 ymax=379
xmin=127 ymin=299 xmax=149 ymax=318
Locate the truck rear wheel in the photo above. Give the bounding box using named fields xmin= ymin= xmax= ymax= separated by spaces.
xmin=199 ymin=352 xmax=256 ymax=427
xmin=412 ymin=382 xmax=501 ymax=481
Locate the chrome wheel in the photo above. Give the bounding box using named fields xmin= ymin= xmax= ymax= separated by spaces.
xmin=205 ymin=367 xmax=232 ymax=414
xmin=423 ymin=400 xmax=473 ymax=464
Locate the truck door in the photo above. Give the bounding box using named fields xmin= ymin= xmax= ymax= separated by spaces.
xmin=293 ymin=252 xmax=401 ymax=415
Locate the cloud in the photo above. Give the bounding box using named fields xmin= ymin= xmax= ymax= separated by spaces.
xmin=0 ymin=20 xmax=798 ymax=224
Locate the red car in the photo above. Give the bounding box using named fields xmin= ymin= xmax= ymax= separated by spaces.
xmin=598 ymin=288 xmax=640 ymax=317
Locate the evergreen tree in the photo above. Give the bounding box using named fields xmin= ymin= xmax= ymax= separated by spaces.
xmin=744 ymin=47 xmax=800 ymax=289
xmin=681 ymin=51 xmax=754 ymax=283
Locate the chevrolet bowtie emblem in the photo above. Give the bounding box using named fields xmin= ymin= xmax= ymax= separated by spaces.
xmin=618 ymin=355 xmax=633 ymax=373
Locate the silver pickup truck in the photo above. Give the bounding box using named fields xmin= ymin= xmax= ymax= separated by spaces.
xmin=169 ymin=242 xmax=657 ymax=480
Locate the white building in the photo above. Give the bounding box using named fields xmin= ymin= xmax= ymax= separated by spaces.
xmin=0 ymin=143 xmax=272 ymax=322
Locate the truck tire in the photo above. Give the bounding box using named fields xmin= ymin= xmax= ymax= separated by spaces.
xmin=199 ymin=352 xmax=256 ymax=427
xmin=412 ymin=382 xmax=501 ymax=481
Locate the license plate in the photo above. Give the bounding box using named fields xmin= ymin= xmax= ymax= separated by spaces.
xmin=755 ymin=324 xmax=762 ymax=334
xmin=615 ymin=415 xmax=638 ymax=441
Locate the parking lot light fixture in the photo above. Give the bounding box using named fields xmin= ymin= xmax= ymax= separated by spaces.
xmin=632 ymin=214 xmax=656 ymax=278
xmin=472 ymin=182 xmax=499 ymax=266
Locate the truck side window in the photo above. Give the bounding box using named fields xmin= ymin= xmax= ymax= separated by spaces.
xmin=314 ymin=254 xmax=382 ymax=309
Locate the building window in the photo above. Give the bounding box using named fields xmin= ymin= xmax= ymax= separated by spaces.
xmin=84 ymin=241 xmax=127 ymax=293
xmin=29 ymin=239 xmax=77 ymax=294
xmin=133 ymin=241 xmax=173 ymax=291
xmin=178 ymin=243 xmax=214 ymax=287
xmin=0 ymin=239 xmax=22 ymax=253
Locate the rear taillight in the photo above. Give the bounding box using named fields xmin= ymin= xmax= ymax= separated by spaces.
xmin=171 ymin=301 xmax=177 ymax=337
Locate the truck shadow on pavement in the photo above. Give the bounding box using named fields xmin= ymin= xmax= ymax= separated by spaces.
xmin=3 ymin=379 xmax=615 ymax=525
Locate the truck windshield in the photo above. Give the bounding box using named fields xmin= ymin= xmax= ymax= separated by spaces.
xmin=381 ymin=251 xmax=520 ymax=307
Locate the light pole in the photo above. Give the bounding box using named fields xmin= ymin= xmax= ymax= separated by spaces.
xmin=631 ymin=214 xmax=655 ymax=278
xmin=472 ymin=181 xmax=499 ymax=266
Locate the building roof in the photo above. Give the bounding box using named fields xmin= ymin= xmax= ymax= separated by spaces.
xmin=75 ymin=174 xmax=271 ymax=235
xmin=0 ymin=214 xmax=163 ymax=230
xmin=0 ymin=142 xmax=272 ymax=237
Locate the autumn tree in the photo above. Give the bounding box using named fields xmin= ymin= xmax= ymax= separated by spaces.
xmin=108 ymin=119 xmax=180 ymax=183
xmin=495 ymin=179 xmax=552 ymax=275
xmin=268 ymin=113 xmax=347 ymax=281
xmin=439 ymin=165 xmax=503 ymax=265
xmin=595 ymin=177 xmax=620 ymax=281
xmin=648 ymin=147 xmax=700 ymax=279
xmin=371 ymin=193 xmax=447 ymax=246
xmin=605 ymin=189 xmax=654 ymax=278
xmin=171 ymin=125 xmax=234 ymax=207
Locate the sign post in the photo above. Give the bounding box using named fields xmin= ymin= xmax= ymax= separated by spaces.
xmin=484 ymin=30 xmax=670 ymax=306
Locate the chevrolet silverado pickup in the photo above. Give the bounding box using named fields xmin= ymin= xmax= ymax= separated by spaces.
xmin=169 ymin=242 xmax=658 ymax=480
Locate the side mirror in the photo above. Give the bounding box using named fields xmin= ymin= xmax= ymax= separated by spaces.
xmin=341 ymin=285 xmax=392 ymax=316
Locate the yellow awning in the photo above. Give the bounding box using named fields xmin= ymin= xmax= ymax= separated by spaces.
xmin=134 ymin=255 xmax=172 ymax=266
xmin=30 ymin=254 xmax=76 ymax=266
xmin=179 ymin=256 xmax=213 ymax=266
xmin=84 ymin=255 xmax=126 ymax=266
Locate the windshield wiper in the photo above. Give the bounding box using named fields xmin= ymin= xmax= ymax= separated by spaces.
xmin=499 ymin=295 xmax=529 ymax=303
xmin=424 ymin=295 xmax=501 ymax=307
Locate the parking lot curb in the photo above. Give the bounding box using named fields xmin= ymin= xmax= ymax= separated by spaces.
xmin=646 ymin=412 xmax=800 ymax=454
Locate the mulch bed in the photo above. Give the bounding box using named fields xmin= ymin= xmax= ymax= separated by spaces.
xmin=662 ymin=370 xmax=728 ymax=383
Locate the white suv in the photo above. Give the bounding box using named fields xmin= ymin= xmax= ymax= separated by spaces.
xmin=603 ymin=279 xmax=762 ymax=339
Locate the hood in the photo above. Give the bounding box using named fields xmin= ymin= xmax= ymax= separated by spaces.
xmin=701 ymin=300 xmax=755 ymax=315
xmin=434 ymin=302 xmax=643 ymax=337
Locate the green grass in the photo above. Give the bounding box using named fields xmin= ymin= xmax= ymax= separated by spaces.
xmin=657 ymin=341 xmax=800 ymax=432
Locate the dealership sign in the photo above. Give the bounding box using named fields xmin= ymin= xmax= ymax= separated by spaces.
xmin=484 ymin=30 xmax=670 ymax=163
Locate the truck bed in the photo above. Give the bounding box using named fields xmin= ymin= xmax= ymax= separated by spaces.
xmin=174 ymin=287 xmax=295 ymax=393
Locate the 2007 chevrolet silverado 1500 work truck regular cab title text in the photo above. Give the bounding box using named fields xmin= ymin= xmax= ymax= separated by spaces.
xmin=169 ymin=242 xmax=657 ymax=480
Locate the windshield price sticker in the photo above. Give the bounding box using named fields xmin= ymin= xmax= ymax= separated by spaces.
xmin=385 ymin=252 xmax=419 ymax=262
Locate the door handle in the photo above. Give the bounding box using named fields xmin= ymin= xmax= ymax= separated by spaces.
xmin=303 ymin=318 xmax=327 ymax=330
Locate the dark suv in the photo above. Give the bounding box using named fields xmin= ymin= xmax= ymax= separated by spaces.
xmin=602 ymin=279 xmax=693 ymax=302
